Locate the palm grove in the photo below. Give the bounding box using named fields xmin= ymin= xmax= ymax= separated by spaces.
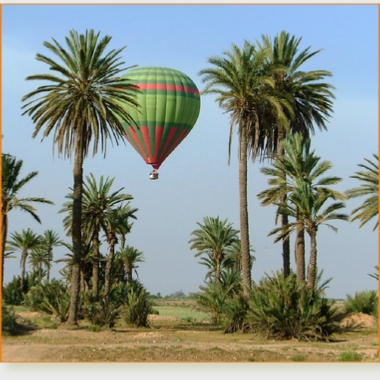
xmin=2 ymin=29 xmax=378 ymax=339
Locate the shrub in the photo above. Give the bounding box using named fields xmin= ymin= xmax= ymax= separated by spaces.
xmin=2 ymin=273 xmax=39 ymax=306
xmin=345 ymin=290 xmax=378 ymax=317
xmin=23 ymin=279 xmax=71 ymax=322
xmin=2 ymin=305 xmax=18 ymax=336
xmin=120 ymin=282 xmax=153 ymax=327
xmin=83 ymin=298 xmax=120 ymax=328
xmin=195 ymin=281 xmax=228 ymax=324
xmin=81 ymin=287 xmax=120 ymax=328
xmin=222 ymin=293 xmax=249 ymax=333
xmin=246 ymin=271 xmax=340 ymax=341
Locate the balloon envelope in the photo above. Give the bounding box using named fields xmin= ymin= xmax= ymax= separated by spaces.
xmin=121 ymin=67 xmax=201 ymax=170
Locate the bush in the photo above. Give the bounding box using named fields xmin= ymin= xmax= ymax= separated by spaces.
xmin=2 ymin=273 xmax=39 ymax=305
xmin=83 ymin=298 xmax=120 ymax=329
xmin=81 ymin=281 xmax=153 ymax=328
xmin=345 ymin=290 xmax=378 ymax=317
xmin=195 ymin=281 xmax=229 ymax=324
xmin=222 ymin=293 xmax=249 ymax=333
xmin=23 ymin=279 xmax=71 ymax=322
xmin=2 ymin=305 xmax=18 ymax=336
xmin=80 ymin=287 xmax=120 ymax=328
xmin=246 ymin=271 xmax=340 ymax=341
xmin=119 ymin=282 xmax=153 ymax=327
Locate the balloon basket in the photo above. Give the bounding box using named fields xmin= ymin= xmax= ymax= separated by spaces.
xmin=149 ymin=171 xmax=159 ymax=180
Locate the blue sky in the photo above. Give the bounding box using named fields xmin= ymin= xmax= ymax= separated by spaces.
xmin=2 ymin=3 xmax=378 ymax=299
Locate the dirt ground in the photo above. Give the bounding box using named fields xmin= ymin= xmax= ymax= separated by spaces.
xmin=1 ymin=311 xmax=378 ymax=363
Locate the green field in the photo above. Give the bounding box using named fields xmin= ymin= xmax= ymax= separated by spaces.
xmin=152 ymin=305 xmax=210 ymax=322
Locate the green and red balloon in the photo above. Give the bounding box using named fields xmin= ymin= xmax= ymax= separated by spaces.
xmin=121 ymin=67 xmax=201 ymax=178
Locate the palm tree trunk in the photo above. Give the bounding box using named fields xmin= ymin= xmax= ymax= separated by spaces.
xmin=277 ymin=129 xmax=291 ymax=278
xmin=126 ymin=264 xmax=132 ymax=283
xmin=46 ymin=248 xmax=52 ymax=283
xmin=215 ymin=258 xmax=222 ymax=284
xmin=306 ymin=228 xmax=318 ymax=290
xmin=66 ymin=132 xmax=84 ymax=327
xmin=295 ymin=216 xmax=305 ymax=284
xmin=20 ymin=251 xmax=27 ymax=291
xmin=281 ymin=211 xmax=291 ymax=277
xmin=91 ymin=233 xmax=100 ymax=300
xmin=1 ymin=213 xmax=8 ymax=291
xmin=239 ymin=134 xmax=252 ymax=295
xmin=104 ymin=234 xmax=116 ymax=303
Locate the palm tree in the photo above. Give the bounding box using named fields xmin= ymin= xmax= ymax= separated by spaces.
xmin=198 ymin=41 xmax=292 ymax=294
xmin=103 ymin=203 xmax=138 ymax=302
xmin=345 ymin=154 xmax=378 ymax=231
xmin=6 ymin=228 xmax=42 ymax=290
xmin=1 ymin=153 xmax=53 ymax=290
xmin=117 ymin=245 xmax=145 ymax=283
xmin=60 ymin=173 xmax=134 ymax=299
xmin=189 ymin=216 xmax=240 ymax=283
xmin=262 ymin=133 xmax=347 ymax=285
xmin=283 ymin=180 xmax=348 ymax=289
xmin=21 ymin=29 xmax=141 ymax=326
xmin=224 ymin=240 xmax=255 ymax=275
xmin=28 ymin=246 xmax=49 ymax=282
xmin=39 ymin=229 xmax=65 ymax=282
xmin=256 ymin=31 xmax=335 ymax=276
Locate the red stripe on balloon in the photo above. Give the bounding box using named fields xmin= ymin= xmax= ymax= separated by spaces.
xmin=127 ymin=126 xmax=147 ymax=162
xmin=140 ymin=126 xmax=153 ymax=159
xmin=137 ymin=83 xmax=199 ymax=95
xmin=161 ymin=129 xmax=188 ymax=162
xmin=160 ymin=127 xmax=179 ymax=161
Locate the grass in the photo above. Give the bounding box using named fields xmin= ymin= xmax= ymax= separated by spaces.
xmin=336 ymin=350 xmax=363 ymax=362
xmin=291 ymin=354 xmax=307 ymax=362
xmin=152 ymin=305 xmax=209 ymax=321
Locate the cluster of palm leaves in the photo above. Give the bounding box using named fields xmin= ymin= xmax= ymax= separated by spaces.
xmin=2 ymin=153 xmax=54 ymax=290
xmin=6 ymin=228 xmax=64 ymax=288
xmin=344 ymin=289 xmax=378 ymax=318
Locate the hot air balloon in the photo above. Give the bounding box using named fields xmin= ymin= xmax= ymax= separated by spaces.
xmin=121 ymin=67 xmax=201 ymax=180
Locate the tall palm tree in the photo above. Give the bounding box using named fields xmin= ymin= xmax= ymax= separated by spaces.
xmin=189 ymin=216 xmax=240 ymax=283
xmin=198 ymin=41 xmax=292 ymax=294
xmin=345 ymin=154 xmax=378 ymax=231
xmin=39 ymin=229 xmax=65 ymax=282
xmin=21 ymin=29 xmax=141 ymax=326
xmin=6 ymin=228 xmax=42 ymax=290
xmin=1 ymin=153 xmax=53 ymax=290
xmin=262 ymin=133 xmax=346 ymax=285
xmin=257 ymin=31 xmax=335 ymax=276
xmin=117 ymin=245 xmax=145 ymax=283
